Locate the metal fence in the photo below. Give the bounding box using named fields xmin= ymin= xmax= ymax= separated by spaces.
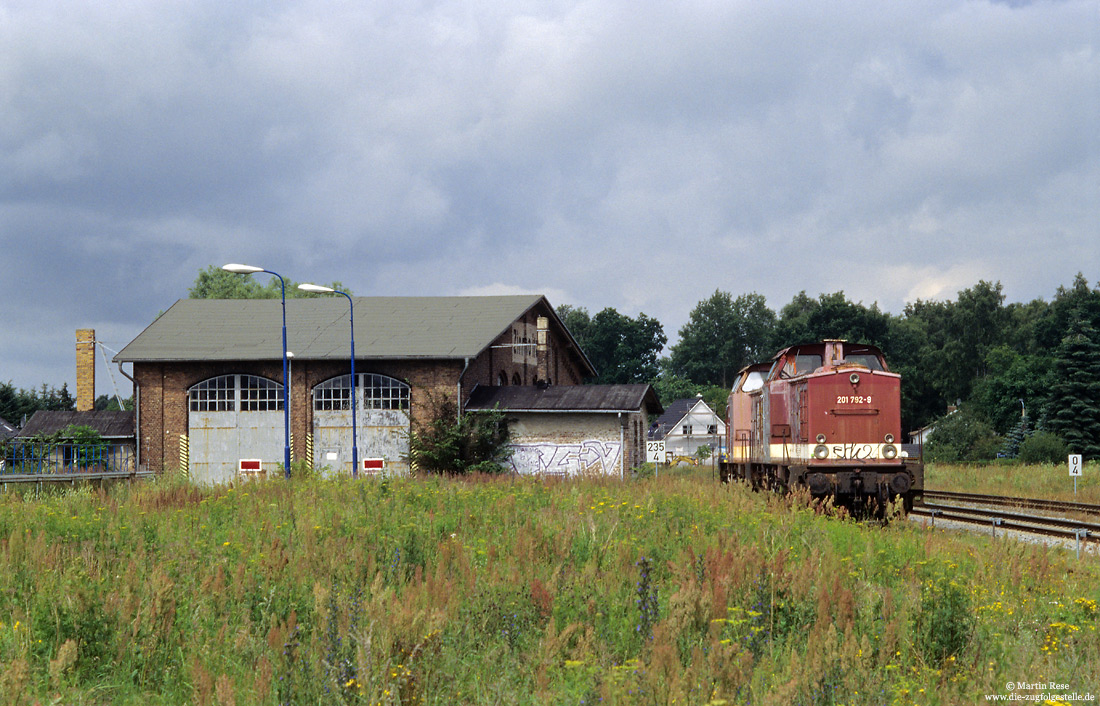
xmin=0 ymin=441 xmax=137 ymax=476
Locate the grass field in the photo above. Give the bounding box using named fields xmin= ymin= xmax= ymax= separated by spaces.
xmin=926 ymin=460 xmax=1100 ymax=504
xmin=1 ymin=467 xmax=1098 ymax=705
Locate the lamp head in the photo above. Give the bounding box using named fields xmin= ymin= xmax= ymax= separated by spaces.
xmin=222 ymin=263 xmax=265 ymax=274
xmin=298 ymin=283 xmax=336 ymax=294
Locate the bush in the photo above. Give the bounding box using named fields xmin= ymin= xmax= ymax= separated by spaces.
xmin=1018 ymin=431 xmax=1069 ymax=465
xmin=925 ymin=407 xmax=1002 ymax=463
xmin=408 ymin=397 xmax=511 ymax=474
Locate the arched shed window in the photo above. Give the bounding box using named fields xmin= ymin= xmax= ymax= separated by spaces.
xmin=189 ymin=374 xmax=283 ymax=412
xmin=313 ymin=373 xmax=410 ymax=411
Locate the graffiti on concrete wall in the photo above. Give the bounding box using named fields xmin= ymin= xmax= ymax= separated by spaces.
xmin=507 ymin=440 xmax=622 ymax=477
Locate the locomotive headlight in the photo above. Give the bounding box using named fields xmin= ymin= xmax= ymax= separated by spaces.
xmin=816 ymin=433 xmax=826 ymax=444
xmin=882 ymin=444 xmax=898 ymax=460
xmin=884 ymin=433 xmax=894 ymax=444
xmin=813 ymin=444 xmax=829 ymax=460
xmin=849 ymin=372 xmax=860 ymax=384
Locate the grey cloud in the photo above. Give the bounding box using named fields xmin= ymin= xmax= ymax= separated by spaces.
xmin=0 ymin=0 xmax=1096 ymax=389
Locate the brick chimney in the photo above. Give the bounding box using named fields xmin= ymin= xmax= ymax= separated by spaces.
xmin=76 ymin=329 xmax=95 ymax=412
xmin=535 ymin=316 xmax=550 ymax=384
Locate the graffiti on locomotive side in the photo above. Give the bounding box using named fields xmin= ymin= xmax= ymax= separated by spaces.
xmin=508 ymin=440 xmax=622 ymax=476
xmin=829 ymin=443 xmax=875 ymax=460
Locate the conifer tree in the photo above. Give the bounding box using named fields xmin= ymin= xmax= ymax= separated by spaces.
xmin=999 ymin=412 xmax=1030 ymax=459
xmin=1046 ymin=317 xmax=1100 ymax=459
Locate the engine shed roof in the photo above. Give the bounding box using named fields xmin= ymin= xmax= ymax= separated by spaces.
xmin=465 ymin=384 xmax=662 ymax=415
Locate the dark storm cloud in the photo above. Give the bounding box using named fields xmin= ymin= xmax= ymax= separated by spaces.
xmin=1 ymin=0 xmax=1096 ymax=391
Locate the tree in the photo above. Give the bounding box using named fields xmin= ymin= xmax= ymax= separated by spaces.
xmin=884 ymin=315 xmax=943 ymax=434
xmin=773 ymin=291 xmax=890 ymax=349
xmin=899 ymin=282 xmax=1010 ymax=427
xmin=0 ymin=382 xmax=19 ymax=423
xmin=669 ymin=291 xmax=775 ymax=388
xmin=924 ymin=406 xmax=1002 ymax=463
xmin=0 ymin=381 xmax=75 ymax=424
xmin=969 ymin=345 xmax=1052 ymax=435
xmin=1034 ymin=273 xmax=1100 ymax=351
xmin=1004 ymin=297 xmax=1051 ymax=357
xmin=1045 ymin=317 xmax=1100 ymax=458
xmin=95 ymin=394 xmax=134 ymax=411
xmin=649 ymin=367 xmax=699 ymax=408
xmin=557 ymin=304 xmax=592 ymax=345
xmin=555 ymin=305 xmax=667 ymax=385
xmin=189 ymin=265 xmax=349 ymax=299
xmin=936 ymin=281 xmax=1009 ymax=400
xmin=586 ymin=309 xmax=666 ymax=384
xmin=999 ymin=413 xmax=1030 ymax=459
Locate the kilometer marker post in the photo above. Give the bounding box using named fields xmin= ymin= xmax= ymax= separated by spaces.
xmin=1069 ymin=453 xmax=1083 ymax=496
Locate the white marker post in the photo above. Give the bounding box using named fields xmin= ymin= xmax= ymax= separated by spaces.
xmin=647 ymin=440 xmax=665 ymax=479
xmin=1069 ymin=453 xmax=1083 ymax=496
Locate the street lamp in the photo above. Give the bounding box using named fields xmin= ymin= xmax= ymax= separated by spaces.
xmin=298 ymin=283 xmax=359 ymax=478
xmin=223 ymin=263 xmax=293 ymax=479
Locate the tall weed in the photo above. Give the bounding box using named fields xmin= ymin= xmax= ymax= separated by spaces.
xmin=0 ymin=473 xmax=1097 ymax=704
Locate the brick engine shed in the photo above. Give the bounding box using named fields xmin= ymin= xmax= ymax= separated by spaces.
xmin=115 ymin=295 xmax=594 ymax=483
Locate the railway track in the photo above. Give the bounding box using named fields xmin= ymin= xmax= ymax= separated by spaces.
xmin=921 ymin=489 xmax=1100 ymax=517
xmin=910 ymin=490 xmax=1100 ymax=553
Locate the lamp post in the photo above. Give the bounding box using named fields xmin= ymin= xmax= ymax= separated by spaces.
xmin=223 ymin=263 xmax=293 ymax=479
xmin=298 ymin=283 xmax=358 ymax=478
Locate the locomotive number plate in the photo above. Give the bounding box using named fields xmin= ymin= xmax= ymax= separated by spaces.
xmin=829 ymin=443 xmax=875 ymax=460
xmin=835 ymin=395 xmax=872 ymax=404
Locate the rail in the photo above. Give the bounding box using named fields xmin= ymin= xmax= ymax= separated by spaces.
xmin=922 ymin=489 xmax=1100 ymax=517
xmin=912 ymin=492 xmax=1100 ymax=557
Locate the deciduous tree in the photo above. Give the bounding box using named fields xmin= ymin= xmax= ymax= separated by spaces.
xmin=669 ymin=291 xmax=775 ymax=388
xmin=188 ymin=265 xmax=348 ymax=299
xmin=555 ymin=305 xmax=667 ymax=385
xmin=773 ymin=291 xmax=890 ymax=349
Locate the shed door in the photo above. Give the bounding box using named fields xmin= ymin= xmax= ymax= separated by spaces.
xmin=188 ymin=375 xmax=284 ymax=485
xmin=312 ymin=374 xmax=411 ymax=476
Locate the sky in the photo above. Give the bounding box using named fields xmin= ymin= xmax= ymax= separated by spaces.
xmin=1 ymin=0 xmax=1097 ymax=400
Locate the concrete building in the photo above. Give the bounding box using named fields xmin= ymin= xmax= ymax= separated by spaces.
xmin=464 ymin=383 xmax=662 ymax=477
xmin=114 ymin=295 xmax=594 ymax=483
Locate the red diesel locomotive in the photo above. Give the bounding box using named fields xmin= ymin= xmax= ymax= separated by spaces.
xmin=720 ymin=339 xmax=923 ymax=511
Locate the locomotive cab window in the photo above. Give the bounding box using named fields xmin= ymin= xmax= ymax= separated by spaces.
xmin=740 ymin=371 xmax=766 ymax=393
xmin=784 ymin=353 xmax=822 ymax=376
xmin=794 ymin=354 xmax=822 ymax=375
xmin=842 ymin=352 xmax=884 ymax=371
